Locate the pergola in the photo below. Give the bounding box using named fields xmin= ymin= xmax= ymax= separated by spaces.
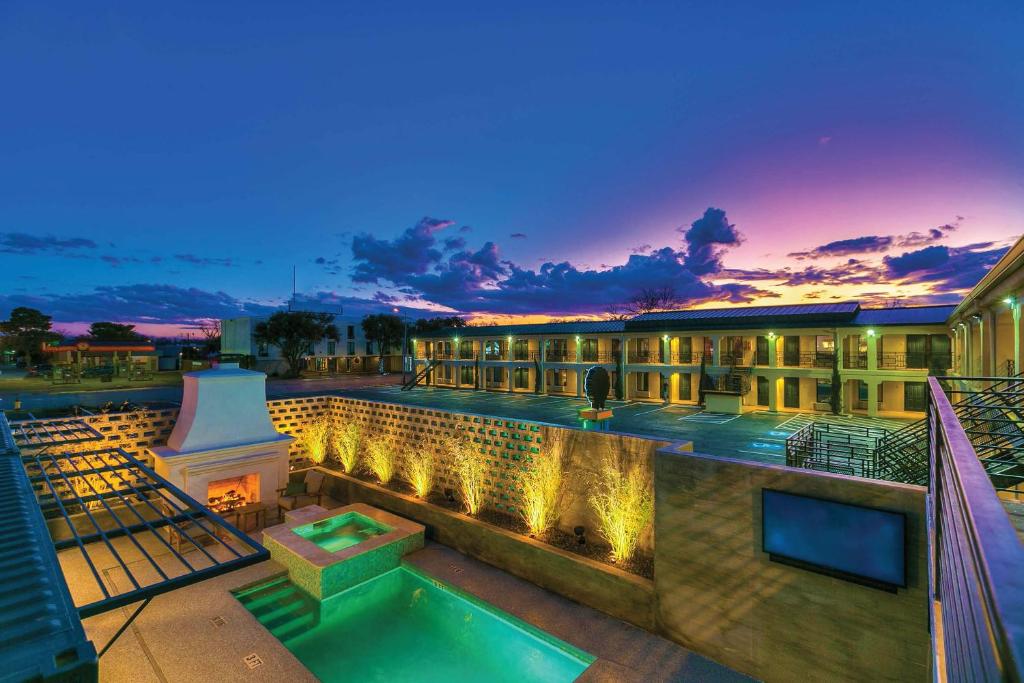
xmin=2 ymin=414 xmax=268 ymax=677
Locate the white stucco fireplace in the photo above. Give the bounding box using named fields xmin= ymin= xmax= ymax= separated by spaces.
xmin=150 ymin=362 xmax=293 ymax=511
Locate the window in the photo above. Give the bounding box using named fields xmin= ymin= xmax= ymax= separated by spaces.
xmin=815 ymin=379 xmax=832 ymax=404
xmin=551 ymin=369 xmax=567 ymax=387
xmin=347 ymin=341 xmax=355 ymax=355
xmin=347 ymin=325 xmax=355 ymax=339
xmin=784 ymin=377 xmax=800 ymax=408
xmin=459 ymin=340 xmax=474 ymax=359
xmin=635 ymin=373 xmax=649 ymax=392
xmin=366 ymin=341 xmax=374 ymax=355
xmin=460 ymin=366 xmax=475 ymax=385
xmin=485 ymin=340 xmax=504 ymax=358
xmin=756 ymin=376 xmax=769 ymax=406
xmin=486 ymin=367 xmax=505 ymax=384
xmin=257 ymin=342 xmax=269 ymax=358
xmin=514 ymin=367 xmax=530 ymax=389
xmin=513 ymin=340 xmax=529 ymax=361
xmin=327 ymin=341 xmax=336 ymax=355
xmin=581 ymin=338 xmax=599 ymax=362
xmin=904 ymin=382 xmax=927 ymax=412
xmin=755 ymin=337 xmax=769 ymax=366
xmin=548 ymin=339 xmax=568 ymax=361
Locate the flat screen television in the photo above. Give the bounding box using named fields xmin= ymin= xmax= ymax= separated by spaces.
xmin=761 ymin=489 xmax=907 ymax=591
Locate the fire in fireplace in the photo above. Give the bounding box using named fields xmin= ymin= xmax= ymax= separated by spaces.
xmin=207 ymin=473 xmax=260 ymax=514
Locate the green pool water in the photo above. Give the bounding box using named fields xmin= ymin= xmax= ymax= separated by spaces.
xmin=292 ymin=511 xmax=391 ymax=553
xmin=235 ymin=566 xmax=594 ymax=682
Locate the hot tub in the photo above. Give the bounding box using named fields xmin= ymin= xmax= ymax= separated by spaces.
xmin=262 ymin=503 xmax=424 ymax=599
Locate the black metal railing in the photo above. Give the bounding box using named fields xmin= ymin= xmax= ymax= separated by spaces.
xmin=484 ymin=352 xmax=506 ymax=361
xmin=627 ymin=351 xmax=660 ymax=364
xmin=578 ymin=352 xmax=614 ymax=364
xmin=785 ymin=422 xmax=890 ymax=478
xmin=844 ymin=353 xmax=868 ymax=369
xmin=779 ymin=351 xmax=835 ymax=368
xmin=544 ymin=350 xmax=576 ymax=363
xmin=928 ymin=375 xmax=1024 ymax=681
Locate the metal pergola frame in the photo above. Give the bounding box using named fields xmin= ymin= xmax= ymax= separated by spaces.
xmin=8 ymin=417 xmax=269 ymax=657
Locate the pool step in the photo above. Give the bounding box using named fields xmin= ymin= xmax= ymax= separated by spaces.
xmin=237 ymin=578 xmax=320 ymax=641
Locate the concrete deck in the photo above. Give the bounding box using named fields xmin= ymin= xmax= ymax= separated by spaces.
xmin=81 ymin=532 xmax=750 ymax=682
xmin=337 ymin=384 xmax=914 ymax=464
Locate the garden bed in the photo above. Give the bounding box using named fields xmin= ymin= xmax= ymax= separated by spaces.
xmin=311 ymin=466 xmax=657 ymax=631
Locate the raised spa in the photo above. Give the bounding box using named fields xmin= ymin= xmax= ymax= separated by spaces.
xmin=292 ymin=511 xmax=391 ymax=553
xmin=262 ymin=503 xmax=425 ymax=599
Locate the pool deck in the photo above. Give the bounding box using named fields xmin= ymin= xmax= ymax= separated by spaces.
xmin=82 ymin=519 xmax=752 ymax=682
xmin=336 ymin=385 xmax=915 ymax=465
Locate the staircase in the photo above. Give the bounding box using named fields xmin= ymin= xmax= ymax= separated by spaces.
xmin=401 ymin=358 xmax=439 ymax=391
xmin=235 ymin=577 xmax=320 ymax=642
xmin=790 ymin=374 xmax=1024 ymax=489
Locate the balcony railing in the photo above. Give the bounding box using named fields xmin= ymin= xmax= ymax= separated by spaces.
xmin=720 ymin=353 xmax=751 ymax=367
xmin=544 ymin=350 xmax=576 ymax=363
xmin=627 ymin=351 xmax=662 ymax=364
xmin=578 ymin=352 xmax=614 ymax=364
xmin=670 ymin=352 xmax=702 ymax=364
xmin=878 ymin=352 xmax=952 ymax=370
xmin=779 ymin=351 xmax=835 ymax=368
xmin=844 ymin=354 xmax=868 ymax=369
xmin=484 ymin=352 xmax=506 ymax=361
xmin=928 ymin=376 xmax=1024 ymax=680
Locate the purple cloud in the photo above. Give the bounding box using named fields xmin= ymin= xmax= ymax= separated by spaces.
xmin=174 ymin=253 xmax=234 ymax=267
xmin=680 ymin=207 xmax=743 ymax=276
xmin=510 ymin=232 xmax=527 ymax=239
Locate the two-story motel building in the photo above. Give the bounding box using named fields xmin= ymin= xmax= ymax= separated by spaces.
xmin=411 ymin=302 xmax=956 ymax=418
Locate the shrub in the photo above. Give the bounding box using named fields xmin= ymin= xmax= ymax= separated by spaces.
xmin=445 ymin=431 xmax=486 ymax=515
xmin=366 ymin=432 xmax=399 ymax=484
xmin=519 ymin=450 xmax=562 ymax=536
xmin=299 ymin=414 xmax=332 ymax=464
xmin=590 ymin=456 xmax=654 ymax=563
xmin=331 ymin=421 xmax=362 ymax=473
xmin=403 ymin=445 xmax=437 ymax=498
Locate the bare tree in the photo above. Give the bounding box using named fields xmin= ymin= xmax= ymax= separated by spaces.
xmin=620 ymin=286 xmax=679 ymax=317
xmin=197 ymin=320 xmax=222 ymax=355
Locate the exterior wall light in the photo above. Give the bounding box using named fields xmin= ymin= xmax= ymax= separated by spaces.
xmin=575 ymin=335 xmax=580 ymax=342
xmin=866 ymin=329 xmax=876 ymax=337
xmin=767 ymin=332 xmax=776 ymax=339
xmin=662 ymin=335 xmax=669 ymax=341
xmin=1004 ymin=297 xmax=1015 ymax=305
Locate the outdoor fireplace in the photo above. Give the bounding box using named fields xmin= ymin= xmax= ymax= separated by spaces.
xmin=207 ymin=473 xmax=260 ymax=513
xmin=150 ymin=362 xmax=293 ymax=517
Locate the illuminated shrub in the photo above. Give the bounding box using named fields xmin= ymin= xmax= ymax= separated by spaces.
xmin=300 ymin=414 xmax=332 ymax=464
xmin=403 ymin=445 xmax=437 ymax=498
xmin=519 ymin=450 xmax=562 ymax=537
xmin=366 ymin=432 xmax=399 ymax=484
xmin=589 ymin=456 xmax=653 ymax=563
xmin=445 ymin=431 xmax=486 ymax=515
xmin=331 ymin=421 xmax=362 ymax=473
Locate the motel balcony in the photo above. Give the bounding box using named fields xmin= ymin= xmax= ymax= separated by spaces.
xmin=484 ymin=351 xmax=506 ymax=361
xmin=669 ymin=352 xmax=703 ymax=365
xmin=778 ymin=351 xmax=835 ymax=369
xmin=544 ymin=350 xmax=576 ymax=363
xmin=627 ymin=350 xmax=664 ymax=364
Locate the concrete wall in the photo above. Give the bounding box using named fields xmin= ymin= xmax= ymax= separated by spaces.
xmin=320 ymin=469 xmax=657 ymax=630
xmin=654 ymin=450 xmax=929 ymax=682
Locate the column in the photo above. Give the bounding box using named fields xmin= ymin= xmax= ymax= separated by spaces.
xmin=866 ymin=332 xmax=878 ymax=372
xmin=576 ymin=368 xmax=584 ymax=398
xmin=616 ymin=335 xmax=627 ymax=400
xmin=768 ymin=335 xmax=778 ymax=368
xmin=964 ymin=321 xmax=974 ymax=375
xmin=982 ymin=308 xmax=996 ymax=376
xmin=661 ymin=335 xmax=670 ymax=364
xmin=575 ymin=335 xmax=582 ymax=364
xmin=768 ymin=377 xmax=779 ymax=412
xmin=867 ymin=381 xmax=879 ymax=417
xmin=538 ymin=337 xmax=547 ymax=393
xmin=1014 ymin=305 xmax=1022 ymax=376
xmin=711 ymin=335 xmax=721 ymax=367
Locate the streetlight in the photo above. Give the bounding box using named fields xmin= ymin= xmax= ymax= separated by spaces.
xmin=392 ymin=307 xmax=410 ymax=383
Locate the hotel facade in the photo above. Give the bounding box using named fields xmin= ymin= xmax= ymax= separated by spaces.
xmin=411 ymin=302 xmax=956 ymax=417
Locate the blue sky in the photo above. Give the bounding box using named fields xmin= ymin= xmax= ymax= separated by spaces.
xmin=1 ymin=2 xmax=1022 ymax=334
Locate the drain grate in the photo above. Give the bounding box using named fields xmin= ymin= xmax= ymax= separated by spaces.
xmin=210 ymin=616 xmax=226 ymax=628
xmin=243 ymin=653 xmax=263 ymax=670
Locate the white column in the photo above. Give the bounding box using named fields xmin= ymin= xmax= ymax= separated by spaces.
xmin=982 ymin=308 xmax=996 ymax=375
xmin=768 ymin=335 xmax=778 ymax=368
xmin=711 ymin=335 xmax=721 ymax=366
xmin=867 ymin=381 xmax=879 ymax=417
xmin=867 ymin=333 xmax=878 ymax=372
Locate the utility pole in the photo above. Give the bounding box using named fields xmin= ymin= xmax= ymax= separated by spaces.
xmin=393 ymin=307 xmax=409 ymax=383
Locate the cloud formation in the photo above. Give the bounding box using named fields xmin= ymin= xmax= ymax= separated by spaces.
xmin=0 ymin=232 xmax=97 ymax=254
xmin=346 ymin=208 xmax=763 ymax=315
xmin=788 ymin=221 xmax=958 ymax=260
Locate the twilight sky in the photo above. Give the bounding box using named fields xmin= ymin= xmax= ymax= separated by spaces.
xmin=1 ymin=2 xmax=1022 ymax=336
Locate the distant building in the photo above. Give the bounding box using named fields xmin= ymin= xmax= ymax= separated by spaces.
xmin=40 ymin=339 xmax=159 ymax=376
xmin=221 ymin=315 xmax=401 ymax=375
xmin=411 ymin=301 xmax=957 ymax=417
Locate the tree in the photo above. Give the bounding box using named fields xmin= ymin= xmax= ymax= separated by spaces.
xmin=87 ymin=321 xmax=144 ymax=341
xmin=607 ymin=286 xmax=678 ymax=319
xmin=253 ymin=311 xmax=338 ymax=378
xmin=362 ymin=314 xmax=405 ymax=374
xmin=0 ymin=307 xmax=60 ymax=364
xmin=411 ymin=316 xmax=467 ymax=335
xmin=197 ymin=320 xmax=221 ymax=356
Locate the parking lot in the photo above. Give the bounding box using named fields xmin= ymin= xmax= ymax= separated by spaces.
xmin=337 ymin=385 xmax=915 ymax=465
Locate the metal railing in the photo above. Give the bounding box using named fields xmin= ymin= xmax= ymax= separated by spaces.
xmin=627 ymin=351 xmax=659 ymax=364
xmin=785 ymin=422 xmax=890 ymax=478
xmin=671 ymin=352 xmax=703 ymax=364
xmin=779 ymin=351 xmax=835 ymax=368
xmin=928 ymin=376 xmax=1024 ymax=681
xmin=544 ymin=350 xmax=576 ymax=363
xmin=845 ymin=353 xmax=868 ymax=369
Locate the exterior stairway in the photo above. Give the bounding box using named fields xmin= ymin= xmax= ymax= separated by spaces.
xmin=401 ymin=358 xmax=439 ymax=391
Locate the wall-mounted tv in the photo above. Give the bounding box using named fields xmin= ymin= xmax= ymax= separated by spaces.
xmin=761 ymin=489 xmax=906 ymax=591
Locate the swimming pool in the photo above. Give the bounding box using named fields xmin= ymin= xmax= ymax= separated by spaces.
xmin=292 ymin=511 xmax=391 ymax=553
xmin=235 ymin=565 xmax=594 ymax=682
